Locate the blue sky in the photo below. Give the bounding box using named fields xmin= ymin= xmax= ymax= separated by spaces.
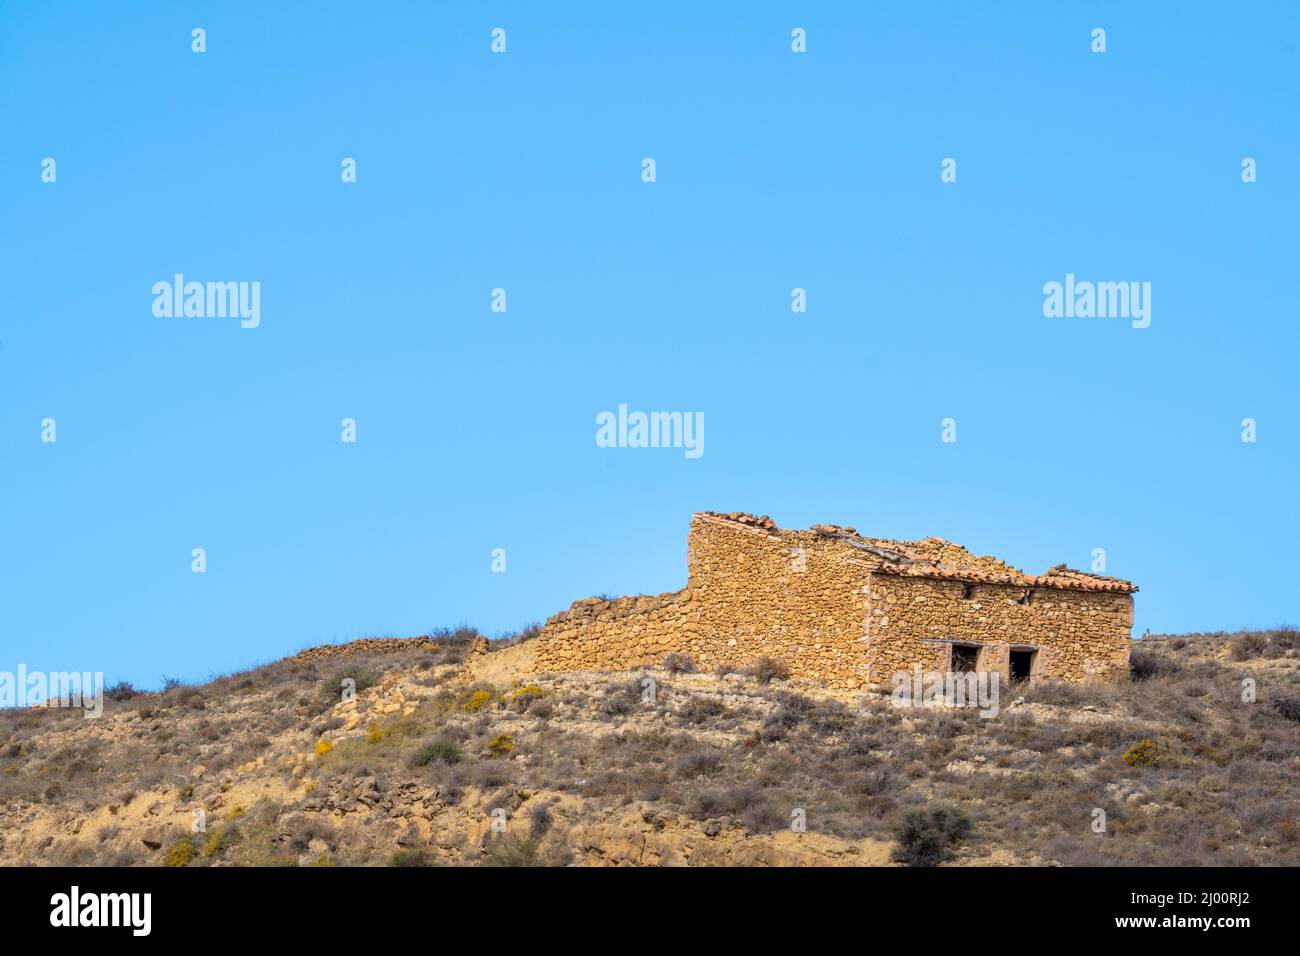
xmin=3 ymin=3 xmax=1296 ymax=688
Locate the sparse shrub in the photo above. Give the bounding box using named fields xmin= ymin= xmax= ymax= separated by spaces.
xmin=662 ymin=652 xmax=695 ymax=675
xmin=480 ymin=834 xmax=539 ymax=867
xmin=315 ymin=740 xmax=333 ymax=757
xmin=286 ymin=816 xmax=336 ymax=852
xmin=509 ymin=685 xmax=546 ymax=711
xmin=165 ymin=836 xmax=196 ymax=867
xmin=167 ymin=686 xmax=206 ymax=710
xmin=802 ymin=697 xmax=852 ymax=737
xmin=1198 ymin=773 xmax=1228 ymax=793
xmin=463 ymin=689 xmax=493 ymax=712
xmin=856 ymin=767 xmax=895 ymax=798
xmin=367 ymin=723 xmax=386 ymax=744
xmin=317 ymin=665 xmax=375 ymax=711
xmin=759 ymin=715 xmax=791 ymax=744
xmin=104 ymin=681 xmax=138 ymax=702
xmin=1020 ymin=679 xmax=1090 ymax=706
xmin=759 ymin=692 xmax=831 ymax=742
xmin=389 ymin=848 xmax=434 ymax=867
xmin=1267 ymin=627 xmax=1299 ymax=652
xmin=891 ymin=806 xmax=972 ymax=866
xmin=714 ymin=660 xmax=738 ymax=678
xmin=741 ymin=801 xmax=788 ymax=834
xmin=410 ymin=740 xmax=463 ymax=767
xmin=488 ymin=734 xmax=513 ymax=757
xmin=497 ymin=623 xmax=543 ymax=647
xmin=686 ymin=788 xmax=726 ymax=819
xmin=1122 ymin=738 xmax=1168 ymax=767
xmin=687 ymin=783 xmax=764 ymax=820
xmin=682 ymin=696 xmax=726 ymax=723
xmin=107 ymin=847 xmax=144 ymax=867
xmin=1230 ymin=633 xmax=1268 ymax=661
xmin=1271 ymin=698 xmax=1300 ymax=723
xmin=431 ymin=624 xmax=480 ymax=643
xmin=744 ymin=656 xmax=790 ymax=685
xmin=529 ymin=804 xmax=552 ymax=839
xmin=424 ymin=625 xmax=481 ymax=664
xmin=203 ymin=826 xmax=239 ymax=858
xmin=674 ymin=745 xmax=724 ymax=777
xmin=599 ymin=679 xmax=645 ymax=716
xmin=1130 ymin=647 xmax=1177 ymax=681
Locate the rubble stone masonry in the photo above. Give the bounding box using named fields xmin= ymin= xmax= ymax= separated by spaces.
xmin=533 ymin=512 xmax=1136 ymax=689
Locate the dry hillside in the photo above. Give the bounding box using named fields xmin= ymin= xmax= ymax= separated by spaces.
xmin=1 ymin=627 xmax=1297 ymax=867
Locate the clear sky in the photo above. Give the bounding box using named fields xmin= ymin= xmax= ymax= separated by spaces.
xmin=3 ymin=3 xmax=1296 ymax=688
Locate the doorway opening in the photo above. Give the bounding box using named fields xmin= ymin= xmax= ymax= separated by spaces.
xmin=1009 ymin=648 xmax=1037 ymax=682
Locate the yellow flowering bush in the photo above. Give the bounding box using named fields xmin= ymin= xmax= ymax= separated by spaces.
xmin=165 ymin=837 xmax=195 ymax=867
xmin=1122 ymin=738 xmax=1167 ymax=767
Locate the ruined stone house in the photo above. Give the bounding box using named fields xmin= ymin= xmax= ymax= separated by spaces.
xmin=533 ymin=511 xmax=1137 ymax=688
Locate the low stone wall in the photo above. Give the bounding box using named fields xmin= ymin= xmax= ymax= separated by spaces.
xmin=532 ymin=516 xmax=873 ymax=685
xmin=533 ymin=590 xmax=695 ymax=672
xmin=287 ymin=636 xmax=436 ymax=667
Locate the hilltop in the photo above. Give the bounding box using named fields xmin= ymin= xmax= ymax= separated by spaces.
xmin=1 ymin=627 xmax=1297 ymax=866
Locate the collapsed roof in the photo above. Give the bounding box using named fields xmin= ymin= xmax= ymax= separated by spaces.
xmin=695 ymin=511 xmax=1138 ymax=594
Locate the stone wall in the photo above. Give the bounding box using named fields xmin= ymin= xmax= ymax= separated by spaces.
xmin=532 ymin=590 xmax=694 ymax=672
xmin=533 ymin=516 xmax=874 ymax=687
xmin=532 ymin=512 xmax=1134 ymax=688
xmin=684 ymin=515 xmax=869 ymax=688
xmin=288 ymin=636 xmax=436 ymax=667
xmin=863 ymin=575 xmax=1133 ymax=687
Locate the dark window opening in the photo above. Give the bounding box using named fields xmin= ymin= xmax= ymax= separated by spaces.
xmin=951 ymin=644 xmax=980 ymax=673
xmin=1017 ymin=589 xmax=1033 ymax=605
xmin=1009 ymin=649 xmax=1037 ymax=682
xmin=960 ymin=583 xmax=974 ymax=600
